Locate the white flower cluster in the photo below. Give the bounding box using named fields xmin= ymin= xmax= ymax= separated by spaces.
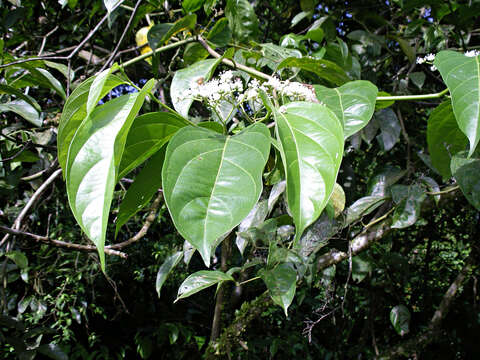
xmin=416 ymin=53 xmax=435 ymax=64
xmin=465 ymin=50 xmax=480 ymax=57
xmin=179 ymin=71 xmax=317 ymax=109
xmin=181 ymin=70 xmax=243 ymax=106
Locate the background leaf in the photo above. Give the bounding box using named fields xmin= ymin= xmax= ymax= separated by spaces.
xmin=225 ymin=0 xmax=259 ymax=43
xmin=0 ymin=100 xmax=41 ymax=127
xmin=427 ymin=100 xmax=468 ymax=178
xmin=277 ymin=57 xmax=350 ymax=86
xmin=390 ymin=305 xmax=411 ymax=336
xmin=156 ymin=251 xmax=183 ymax=298
xmin=162 ymin=123 xmax=270 ymax=266
xmin=451 ymin=151 xmax=480 ymax=210
xmin=259 ymin=263 xmax=297 ymax=317
xmin=176 ymin=270 xmax=234 ymax=301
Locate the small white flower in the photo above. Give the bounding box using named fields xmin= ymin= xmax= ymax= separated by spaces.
xmin=465 ymin=50 xmax=480 ymax=57
xmin=425 ymin=53 xmax=435 ymax=61
xmin=279 ymin=105 xmax=287 ymax=113
xmin=430 ymin=65 xmax=437 ymax=71
xmin=416 ymin=57 xmax=425 ymax=64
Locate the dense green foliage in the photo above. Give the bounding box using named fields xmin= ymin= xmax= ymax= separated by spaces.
xmin=1 ymin=0 xmax=480 ymax=359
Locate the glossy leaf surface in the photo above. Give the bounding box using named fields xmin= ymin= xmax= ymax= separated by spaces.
xmin=344 ymin=196 xmax=387 ymax=226
xmin=434 ymin=51 xmax=480 ymax=156
xmin=66 ymin=80 xmax=153 ymax=269
xmin=259 ymin=263 xmax=297 ymax=316
xmin=427 ymin=100 xmax=468 ymax=178
xmin=390 ymin=305 xmax=411 ymax=336
xmin=0 ymin=100 xmax=41 ymax=127
xmin=314 ymin=81 xmax=378 ymax=138
xmin=391 ymin=184 xmax=426 ymax=229
xmin=118 ymin=112 xmax=189 ymax=179
xmin=274 ymin=102 xmax=344 ymax=243
xmin=57 ymin=73 xmax=126 ymax=173
xmin=171 ymin=59 xmax=219 ymax=118
xmin=451 ymin=151 xmax=480 ymax=210
xmin=162 ymin=123 xmax=270 ymax=266
xmin=176 ymin=270 xmax=234 ymax=301
xmin=156 ymin=251 xmax=183 ymax=298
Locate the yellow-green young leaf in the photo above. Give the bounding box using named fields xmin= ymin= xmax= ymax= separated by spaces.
xmin=65 ymin=80 xmax=154 ymax=270
xmin=434 ymin=51 xmax=480 ymax=156
xmin=57 ymin=72 xmax=127 ymax=175
xmin=314 ymin=81 xmax=378 ymax=138
xmin=171 ymin=59 xmax=220 ymax=118
xmin=273 ymin=102 xmax=344 ymax=244
xmin=427 ymin=100 xmax=468 ymax=178
xmin=175 ymin=270 xmax=234 ymax=301
xmin=162 ymin=123 xmax=271 ymax=266
xmin=118 ymin=112 xmax=190 ymax=179
xmin=259 ymin=263 xmax=297 ymax=317
xmin=116 ymin=148 xmax=166 ymax=237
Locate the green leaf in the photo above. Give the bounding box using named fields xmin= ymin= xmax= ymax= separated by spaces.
xmin=162 ymin=123 xmax=271 ymax=266
xmin=427 ymin=100 xmax=468 ymax=178
xmin=352 ymin=254 xmax=372 ymax=282
xmin=0 ymin=84 xmax=41 ymax=112
xmin=24 ymin=66 xmax=66 ymax=100
xmin=183 ymin=43 xmax=209 ymax=65
xmin=57 ymin=73 xmax=127 ymax=174
xmin=277 ymin=57 xmax=350 ymax=86
xmin=148 ymin=15 xmax=196 ymax=50
xmin=175 ymin=270 xmax=234 ymax=301
xmin=259 ymin=44 xmax=302 ymax=71
xmin=207 ymin=17 xmax=232 ymax=47
xmin=236 ymin=199 xmax=268 ymax=255
xmin=375 ymin=91 xmax=395 ymax=110
xmin=259 ymin=263 xmax=297 ymax=317
xmin=116 ymin=148 xmax=165 ymax=237
xmin=104 ymin=0 xmax=120 ymax=13
xmin=376 ymin=108 xmax=401 ymax=151
xmin=344 ymin=195 xmax=387 ymax=226
xmin=171 ymin=59 xmax=220 ymax=118
xmin=368 ymin=166 xmax=405 ymax=197
xmin=37 ymin=343 xmax=68 ymax=360
xmin=118 ymin=112 xmax=189 ymax=179
xmin=434 ymin=50 xmax=480 ymax=156
xmin=409 ymin=71 xmax=425 ymax=89
xmin=6 ymin=251 xmax=28 ymax=269
xmin=273 ymin=102 xmax=344 ymax=244
xmin=390 ymin=305 xmax=411 ymax=336
xmin=391 ymin=184 xmax=426 ymax=229
xmin=0 ymin=100 xmax=41 ymax=127
xmin=156 ymin=251 xmax=183 ymax=298
xmin=395 ymin=37 xmax=416 ymax=63
xmin=65 ymin=80 xmax=154 ymax=270
xmin=314 ymin=81 xmax=378 ymax=138
xmin=182 ymin=0 xmax=205 ymax=13
xmin=226 ymin=0 xmax=259 ymax=43
xmin=451 ymin=151 xmax=480 ymax=210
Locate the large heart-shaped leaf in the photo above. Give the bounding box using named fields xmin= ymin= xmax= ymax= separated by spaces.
xmin=259 ymin=263 xmax=297 ymax=316
xmin=434 ymin=51 xmax=480 ymax=156
xmin=314 ymin=81 xmax=378 ymax=138
xmin=451 ymin=151 xmax=480 ymax=210
xmin=116 ymin=148 xmax=166 ymax=237
xmin=427 ymin=100 xmax=468 ymax=178
xmin=118 ymin=112 xmax=190 ymax=179
xmin=175 ymin=270 xmax=234 ymax=301
xmin=162 ymin=123 xmax=271 ymax=266
xmin=273 ymin=102 xmax=344 ymax=244
xmin=170 ymin=59 xmax=220 ymax=118
xmin=58 ymin=72 xmax=127 ymax=174
xmin=66 ymin=80 xmax=154 ymax=269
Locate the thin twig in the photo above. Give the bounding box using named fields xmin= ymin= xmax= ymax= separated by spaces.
xmin=100 ymin=0 xmax=143 ymax=72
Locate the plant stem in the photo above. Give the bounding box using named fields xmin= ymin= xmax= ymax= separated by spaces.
xmin=237 ymin=276 xmax=260 ymax=286
xmin=376 ymin=88 xmax=449 ymax=101
xmin=426 ymin=185 xmax=459 ymax=195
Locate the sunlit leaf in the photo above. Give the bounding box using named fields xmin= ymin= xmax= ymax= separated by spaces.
xmin=0 ymin=100 xmax=41 ymax=127
xmin=273 ymin=102 xmax=344 ymax=244
xmin=277 ymin=57 xmax=350 ymax=86
xmin=65 ymin=80 xmax=154 ymax=270
xmin=434 ymin=51 xmax=480 ymax=156
xmin=156 ymin=251 xmax=183 ymax=298
xmin=390 ymin=305 xmax=411 ymax=336
xmin=314 ymin=81 xmax=378 ymax=138
xmin=175 ymin=270 xmax=234 ymax=301
xmin=162 ymin=123 xmax=271 ymax=266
